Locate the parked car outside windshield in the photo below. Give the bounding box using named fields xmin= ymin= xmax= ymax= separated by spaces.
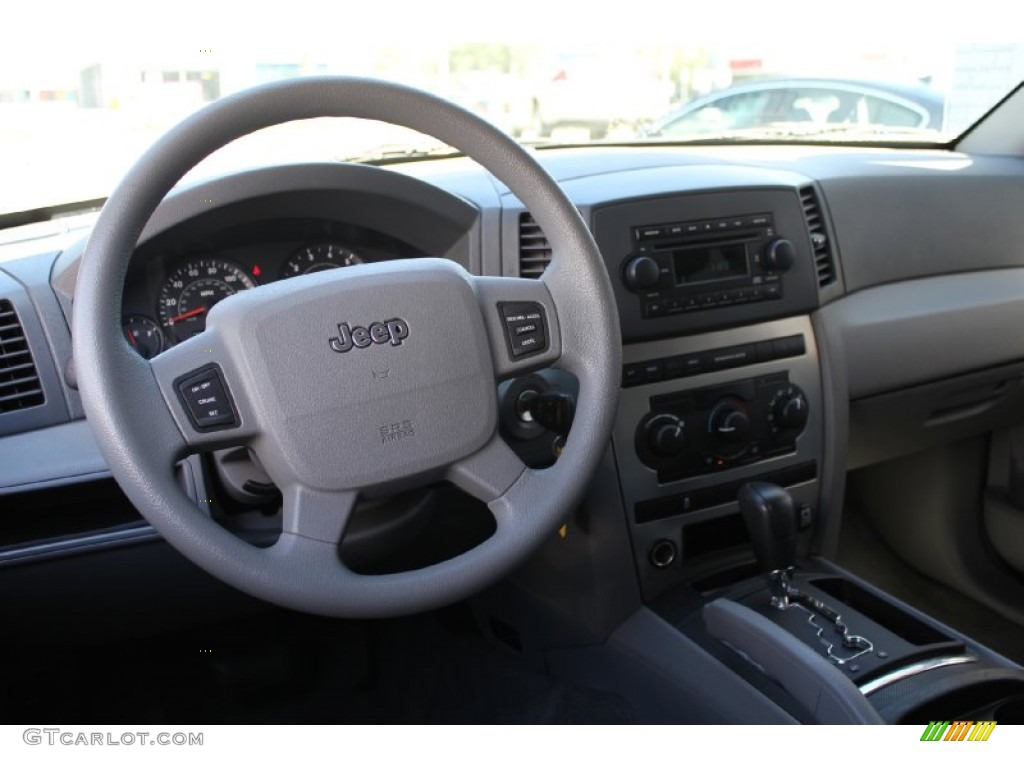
xmin=648 ymin=78 xmax=946 ymax=140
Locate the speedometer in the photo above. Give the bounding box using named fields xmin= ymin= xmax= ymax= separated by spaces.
xmin=280 ymin=243 xmax=363 ymax=278
xmin=157 ymin=259 xmax=257 ymax=345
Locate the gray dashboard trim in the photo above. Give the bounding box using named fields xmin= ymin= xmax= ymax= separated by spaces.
xmin=820 ymin=268 xmax=1024 ymax=400
xmin=499 ymin=162 xmax=813 ymax=211
xmin=0 ymin=419 xmax=107 ymax=493
xmin=819 ymin=161 xmax=1024 ymax=292
xmin=811 ymin=310 xmax=849 ymax=559
xmin=0 ymin=524 xmax=160 ymax=568
xmin=51 ymin=161 xmax=481 ymax=303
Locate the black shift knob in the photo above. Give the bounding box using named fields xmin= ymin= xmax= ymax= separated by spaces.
xmin=737 ymin=482 xmax=797 ymax=572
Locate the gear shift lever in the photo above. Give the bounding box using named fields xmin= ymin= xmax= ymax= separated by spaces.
xmin=737 ymin=482 xmax=798 ymax=609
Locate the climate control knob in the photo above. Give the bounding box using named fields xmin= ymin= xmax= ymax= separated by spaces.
xmin=771 ymin=386 xmax=809 ymax=431
xmin=763 ymin=238 xmax=796 ymax=272
xmin=644 ymin=414 xmax=686 ymax=458
xmin=623 ymin=255 xmax=661 ymax=291
xmin=708 ymin=399 xmax=752 ymax=452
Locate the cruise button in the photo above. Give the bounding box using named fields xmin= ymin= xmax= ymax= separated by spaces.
xmin=176 ymin=365 xmax=238 ymax=431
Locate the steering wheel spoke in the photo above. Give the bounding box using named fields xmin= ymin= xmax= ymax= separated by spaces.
xmin=446 ymin=433 xmax=527 ymax=504
xmin=471 ymin=276 xmax=562 ymax=379
xmin=280 ymin=485 xmax=359 ymax=545
xmin=148 ymin=329 xmax=260 ymax=453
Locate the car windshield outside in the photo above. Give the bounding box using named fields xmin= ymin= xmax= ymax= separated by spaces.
xmin=1 ymin=2 xmax=1020 ymax=219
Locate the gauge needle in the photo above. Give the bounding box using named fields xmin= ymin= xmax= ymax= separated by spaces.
xmin=125 ymin=330 xmax=137 ymax=347
xmin=168 ymin=306 xmax=207 ymax=324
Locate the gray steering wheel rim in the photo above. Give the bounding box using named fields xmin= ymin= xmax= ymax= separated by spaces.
xmin=73 ymin=77 xmax=621 ymax=617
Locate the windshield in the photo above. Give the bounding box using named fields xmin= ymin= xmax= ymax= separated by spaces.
xmin=1 ymin=3 xmax=1019 ymax=217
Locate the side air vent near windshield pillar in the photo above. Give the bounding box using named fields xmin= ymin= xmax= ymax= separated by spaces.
xmin=518 ymin=212 xmax=552 ymax=278
xmin=0 ymin=299 xmax=45 ymax=413
xmin=799 ymin=186 xmax=837 ymax=288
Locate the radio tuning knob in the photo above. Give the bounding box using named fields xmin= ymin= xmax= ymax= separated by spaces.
xmin=623 ymin=255 xmax=661 ymax=291
xmin=763 ymin=238 xmax=796 ymax=272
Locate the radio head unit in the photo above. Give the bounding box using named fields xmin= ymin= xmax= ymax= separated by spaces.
xmin=593 ymin=190 xmax=820 ymax=341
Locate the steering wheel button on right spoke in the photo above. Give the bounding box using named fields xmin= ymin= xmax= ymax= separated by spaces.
xmin=499 ymin=301 xmax=548 ymax=359
xmin=175 ymin=364 xmax=238 ymax=431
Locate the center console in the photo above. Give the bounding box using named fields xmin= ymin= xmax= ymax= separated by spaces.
xmin=573 ymin=187 xmax=1024 ymax=724
xmin=593 ymin=190 xmax=823 ymax=602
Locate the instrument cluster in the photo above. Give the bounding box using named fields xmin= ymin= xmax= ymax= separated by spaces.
xmin=121 ymin=218 xmax=418 ymax=358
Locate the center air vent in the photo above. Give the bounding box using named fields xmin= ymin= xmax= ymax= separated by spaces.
xmin=0 ymin=299 xmax=45 ymax=413
xmin=518 ymin=212 xmax=551 ymax=278
xmin=799 ymin=186 xmax=837 ymax=288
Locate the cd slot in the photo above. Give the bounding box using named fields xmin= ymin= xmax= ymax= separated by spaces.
xmin=650 ymin=231 xmax=757 ymax=250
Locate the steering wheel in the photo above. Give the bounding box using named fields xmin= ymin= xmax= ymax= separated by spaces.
xmin=72 ymin=77 xmax=621 ymax=618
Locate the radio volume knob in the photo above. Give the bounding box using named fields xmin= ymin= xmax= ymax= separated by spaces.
xmin=763 ymin=238 xmax=796 ymax=272
xmin=623 ymin=255 xmax=661 ymax=291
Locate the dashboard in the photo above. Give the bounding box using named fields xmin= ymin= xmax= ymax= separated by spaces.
xmin=5 ymin=140 xmax=1024 ymax=628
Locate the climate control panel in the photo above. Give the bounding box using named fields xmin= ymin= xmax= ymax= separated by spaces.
xmin=635 ymin=373 xmax=808 ymax=483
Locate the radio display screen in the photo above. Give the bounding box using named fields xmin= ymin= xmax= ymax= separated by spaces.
xmin=672 ymin=243 xmax=748 ymax=285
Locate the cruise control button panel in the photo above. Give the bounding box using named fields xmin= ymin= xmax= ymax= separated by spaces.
xmin=499 ymin=302 xmax=549 ymax=359
xmin=175 ymin=364 xmax=238 ymax=431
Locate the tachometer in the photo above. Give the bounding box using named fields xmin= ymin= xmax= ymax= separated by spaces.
xmin=280 ymin=243 xmax=363 ymax=278
xmin=158 ymin=259 xmax=257 ymax=344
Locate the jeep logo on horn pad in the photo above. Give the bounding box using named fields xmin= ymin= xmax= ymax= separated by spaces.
xmin=329 ymin=319 xmax=410 ymax=353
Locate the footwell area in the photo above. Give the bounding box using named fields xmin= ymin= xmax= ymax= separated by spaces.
xmin=836 ymin=501 xmax=1024 ymax=666
xmin=0 ymin=607 xmax=633 ymax=724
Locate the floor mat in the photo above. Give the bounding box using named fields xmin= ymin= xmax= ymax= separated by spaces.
xmin=0 ymin=608 xmax=633 ymax=724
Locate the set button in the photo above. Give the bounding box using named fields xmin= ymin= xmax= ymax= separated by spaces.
xmin=175 ymin=365 xmax=238 ymax=431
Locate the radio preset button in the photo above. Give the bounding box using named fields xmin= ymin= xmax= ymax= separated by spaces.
xmin=636 ymin=227 xmax=664 ymax=241
xmin=644 ymin=300 xmax=666 ymax=317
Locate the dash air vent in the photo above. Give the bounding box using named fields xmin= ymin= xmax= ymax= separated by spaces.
xmin=799 ymin=186 xmax=837 ymax=288
xmin=0 ymin=299 xmax=45 ymax=413
xmin=518 ymin=212 xmax=551 ymax=278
